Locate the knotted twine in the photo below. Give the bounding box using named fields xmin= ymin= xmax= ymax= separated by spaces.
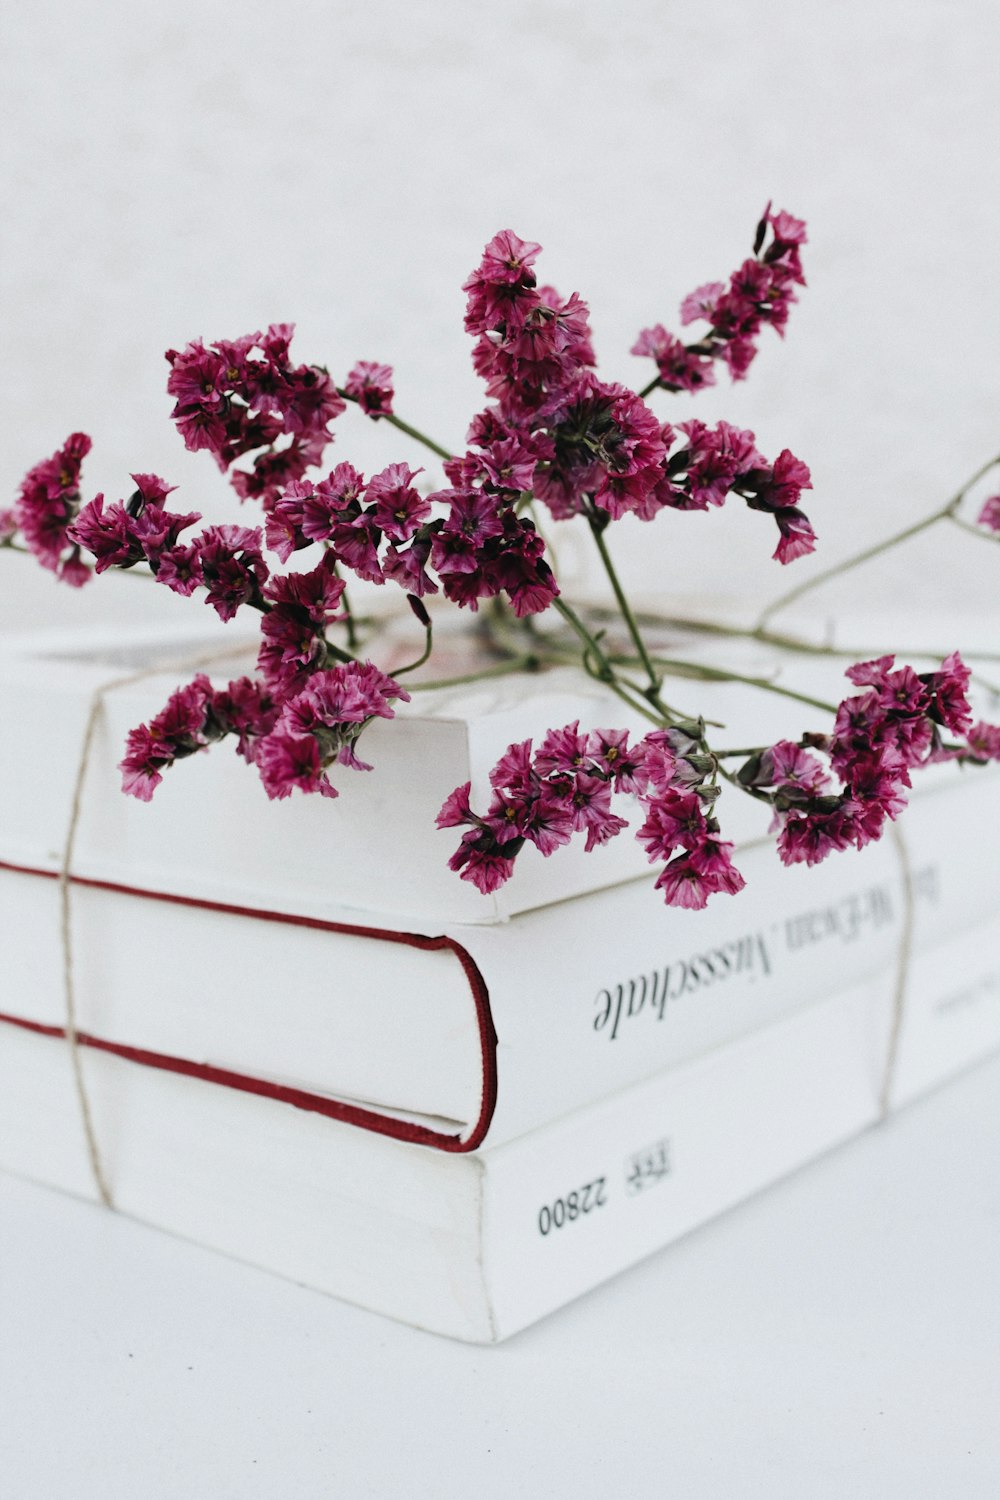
xmin=59 ymin=645 xmax=252 ymax=1207
xmin=57 ymin=657 xmax=918 ymax=1206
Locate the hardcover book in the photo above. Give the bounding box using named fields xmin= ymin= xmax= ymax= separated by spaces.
xmin=3 ymin=918 xmax=999 ymax=1341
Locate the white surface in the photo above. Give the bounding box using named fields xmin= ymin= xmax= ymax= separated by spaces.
xmin=1 ymin=1053 xmax=999 ymax=1498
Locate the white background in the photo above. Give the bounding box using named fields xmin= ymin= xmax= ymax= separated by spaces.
xmin=2 ymin=0 xmax=999 ymax=634
xmin=2 ymin=4 xmax=999 ymax=1494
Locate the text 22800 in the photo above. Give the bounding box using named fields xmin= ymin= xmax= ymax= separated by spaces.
xmin=537 ymin=1178 xmax=608 ymax=1236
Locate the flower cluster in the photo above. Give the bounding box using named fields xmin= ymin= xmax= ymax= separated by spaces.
xmin=564 ymin=414 xmax=815 ymax=564
xmin=740 ymin=653 xmax=1000 ymax=866
xmin=447 ymin=221 xmax=814 ymax=561
xmin=12 ymin=432 xmax=93 ymax=585
xmin=69 ymin=475 xmax=271 ymax=621
xmin=438 ymin=720 xmax=743 ymax=909
xmin=166 ymin=325 xmax=346 ymax=508
xmin=265 ymin=458 xmax=558 ymax=617
xmin=632 ymin=206 xmax=807 ymax=389
xmin=120 ymin=673 xmax=278 ymax=802
xmin=121 ymin=655 xmax=407 ymax=804
xmin=253 ymin=659 xmax=407 ymax=799
xmin=11 ymin=215 xmax=999 ymax=917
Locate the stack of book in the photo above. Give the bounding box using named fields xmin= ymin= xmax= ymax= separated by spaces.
xmin=1 ymin=622 xmax=998 ymax=1341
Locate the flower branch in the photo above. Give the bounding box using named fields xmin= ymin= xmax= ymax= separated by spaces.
xmin=6 ymin=211 xmax=1000 ymax=910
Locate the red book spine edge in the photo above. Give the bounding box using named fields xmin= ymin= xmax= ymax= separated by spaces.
xmin=0 ymin=859 xmax=499 ymax=1154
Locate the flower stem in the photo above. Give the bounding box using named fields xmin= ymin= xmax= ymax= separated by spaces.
xmin=650 ymin=654 xmax=839 ymax=714
xmin=407 ymin=656 xmax=540 ymax=692
xmin=946 ymin=512 xmax=1000 ymax=545
xmin=718 ymin=763 xmax=774 ymax=805
xmin=329 ymin=560 xmax=359 ymax=650
xmin=552 ymin=597 xmax=669 ymax=725
xmin=337 ymin=389 xmax=454 ymax=463
xmin=637 ymin=375 xmax=661 ymax=400
xmin=587 ymin=516 xmax=663 ymax=691
xmin=393 ymin=618 xmax=434 ymax=676
xmin=756 ymin=452 xmax=1000 ymax=627
xmin=552 ymin=597 xmax=616 ymax=679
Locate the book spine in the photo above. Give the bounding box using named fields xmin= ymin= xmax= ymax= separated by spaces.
xmin=474 ymin=769 xmax=1000 ymax=1146
xmin=479 ymin=918 xmax=1000 ymax=1340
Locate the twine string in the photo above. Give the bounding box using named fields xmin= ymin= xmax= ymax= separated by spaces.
xmin=879 ymin=821 xmax=916 ymax=1119
xmin=60 ymin=644 xmax=253 ymax=1208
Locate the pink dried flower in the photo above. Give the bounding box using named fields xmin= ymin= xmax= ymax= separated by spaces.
xmin=965 ymin=721 xmax=1000 ymax=760
xmin=166 ymin=326 xmax=345 ymax=501
xmin=977 ymin=494 xmax=1000 ymax=532
xmin=633 ymin=207 xmax=807 ymax=393
xmin=256 ymin=731 xmax=337 ymax=801
xmin=14 ymin=432 xmax=93 ymax=585
xmin=345 ymin=361 xmax=394 ymax=419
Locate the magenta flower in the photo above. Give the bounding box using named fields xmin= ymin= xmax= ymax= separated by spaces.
xmin=194 ymin=524 xmax=269 ymax=621
xmin=924 ymin=652 xmax=973 ymax=736
xmin=439 ymin=719 xmax=730 ymax=906
xmin=166 ymin=326 xmax=345 ymax=502
xmin=256 ymin=731 xmax=337 ymax=800
xmin=366 ymin=463 xmax=429 ymax=542
xmin=654 ymin=839 xmax=745 ymax=908
xmin=14 ymin=432 xmax=93 ymax=585
xmin=119 ymin=675 xmax=216 ymax=799
xmin=966 ymin=721 xmax=1000 ymax=760
xmin=630 ymin=326 xmax=716 ymax=394
xmin=977 ymin=494 xmax=1000 ymax=532
xmin=70 ymin=483 xmax=201 ymax=576
xmin=632 ymin=206 xmax=807 ymax=392
xmin=742 ymin=651 xmax=982 ymax=872
xmin=776 ymin=806 xmax=857 ymax=867
xmin=345 ymin=361 xmax=395 ymax=419
xmin=251 ymin=658 xmax=408 ymax=802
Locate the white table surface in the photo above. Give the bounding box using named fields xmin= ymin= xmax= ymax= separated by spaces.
xmin=2 ymin=1053 xmax=998 ymax=1499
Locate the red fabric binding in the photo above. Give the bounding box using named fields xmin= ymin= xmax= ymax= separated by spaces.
xmin=0 ymin=858 xmax=499 ymax=1154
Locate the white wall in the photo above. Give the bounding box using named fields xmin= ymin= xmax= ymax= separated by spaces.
xmin=2 ymin=0 xmax=998 ymax=637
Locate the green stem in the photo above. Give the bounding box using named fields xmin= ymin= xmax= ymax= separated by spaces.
xmin=947 ymin=512 xmax=1000 ymax=545
xmin=552 ymin=597 xmax=669 ymax=726
xmin=322 ymin=638 xmax=357 ymax=665
xmin=408 ymin=656 xmax=539 ymax=692
xmin=650 ymin=654 xmax=838 ymax=715
xmin=757 ymin=452 xmax=1000 ymax=628
xmin=337 ymin=389 xmax=454 ymax=462
xmin=718 ymin=763 xmax=774 ymax=805
xmin=637 ymin=375 xmax=661 ymax=400
xmin=393 ymin=620 xmax=434 ymax=676
xmin=587 ymin=516 xmax=662 ymax=692
xmin=552 ymin=597 xmax=616 ymax=680
xmin=757 ymin=508 xmax=950 ymax=627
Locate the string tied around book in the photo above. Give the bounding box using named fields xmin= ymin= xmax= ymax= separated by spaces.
xmin=879 ymin=821 xmax=916 ymax=1120
xmin=60 ymin=643 xmax=254 ymax=1210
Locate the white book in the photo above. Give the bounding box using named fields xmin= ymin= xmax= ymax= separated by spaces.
xmin=1 ymin=761 xmax=998 ymax=1151
xmin=2 ymin=620 xmax=999 ymax=1149
xmin=2 ymin=618 xmax=983 ymax=927
xmin=3 ymin=916 xmax=999 ymax=1342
